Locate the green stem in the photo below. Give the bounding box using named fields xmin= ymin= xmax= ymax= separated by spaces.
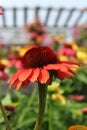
xmin=0 ymin=100 xmax=12 ymax=130
xmin=34 ymin=83 xmax=47 ymax=130
xmin=49 ymin=96 xmax=52 ymax=130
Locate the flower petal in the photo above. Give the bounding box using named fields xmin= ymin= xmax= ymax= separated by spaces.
xmin=29 ymin=68 xmax=40 ymax=82
xmin=22 ymin=80 xmax=30 ymax=88
xmin=45 ymin=64 xmax=68 ymax=72
xmin=57 ymin=71 xmax=72 ymax=80
xmin=19 ymin=69 xmax=32 ymax=81
xmin=16 ymin=81 xmax=22 ymax=90
xmin=45 ymin=64 xmax=59 ymax=70
xmin=8 ymin=69 xmax=22 ymax=83
xmin=9 ymin=79 xmax=19 ymax=89
xmin=38 ymin=68 xmax=49 ymax=84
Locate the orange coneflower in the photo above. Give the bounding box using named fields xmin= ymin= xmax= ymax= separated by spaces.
xmin=68 ymin=125 xmax=87 ymax=130
xmin=8 ymin=46 xmax=78 ymax=90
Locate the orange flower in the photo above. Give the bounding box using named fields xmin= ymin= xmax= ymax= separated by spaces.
xmin=8 ymin=46 xmax=78 ymax=90
xmin=82 ymin=107 xmax=87 ymax=113
xmin=68 ymin=125 xmax=87 ymax=130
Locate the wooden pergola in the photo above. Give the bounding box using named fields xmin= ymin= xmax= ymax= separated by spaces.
xmin=0 ymin=7 xmax=87 ymax=45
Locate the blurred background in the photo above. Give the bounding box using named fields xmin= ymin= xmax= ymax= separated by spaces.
xmin=0 ymin=0 xmax=87 ymax=130
xmin=0 ymin=0 xmax=87 ymax=44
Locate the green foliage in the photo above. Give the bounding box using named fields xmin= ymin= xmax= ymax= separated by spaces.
xmin=0 ymin=68 xmax=87 ymax=130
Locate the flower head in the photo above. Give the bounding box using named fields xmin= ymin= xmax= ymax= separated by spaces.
xmin=68 ymin=125 xmax=87 ymax=130
xmin=8 ymin=46 xmax=78 ymax=90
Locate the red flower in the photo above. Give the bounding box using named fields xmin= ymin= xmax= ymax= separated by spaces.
xmin=69 ymin=95 xmax=84 ymax=101
xmin=58 ymin=47 xmax=76 ymax=57
xmin=0 ymin=62 xmax=8 ymax=80
xmin=8 ymin=46 xmax=78 ymax=90
xmin=82 ymin=108 xmax=87 ymax=113
xmin=0 ymin=6 xmax=3 ymax=15
xmin=7 ymin=53 xmax=22 ymax=69
xmin=0 ymin=42 xmax=4 ymax=47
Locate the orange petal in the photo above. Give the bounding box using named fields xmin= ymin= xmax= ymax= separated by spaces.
xmin=45 ymin=64 xmax=68 ymax=72
xmin=9 ymin=79 xmax=19 ymax=89
xmin=22 ymin=80 xmax=30 ymax=88
xmin=30 ymin=68 xmax=40 ymax=82
xmin=38 ymin=68 xmax=49 ymax=84
xmin=16 ymin=81 xmax=22 ymax=90
xmin=57 ymin=64 xmax=68 ymax=72
xmin=57 ymin=71 xmax=72 ymax=80
xmin=45 ymin=64 xmax=59 ymax=70
xmin=68 ymin=69 xmax=76 ymax=75
xmin=19 ymin=69 xmax=32 ymax=81
xmin=8 ymin=69 xmax=22 ymax=83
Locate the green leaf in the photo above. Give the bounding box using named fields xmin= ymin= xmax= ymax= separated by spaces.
xmin=2 ymin=93 xmax=12 ymax=105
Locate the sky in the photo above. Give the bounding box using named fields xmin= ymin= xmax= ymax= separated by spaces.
xmin=0 ymin=0 xmax=87 ymax=27
xmin=0 ymin=0 xmax=87 ymax=8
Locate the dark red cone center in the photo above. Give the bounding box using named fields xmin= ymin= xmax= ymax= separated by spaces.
xmin=22 ymin=46 xmax=58 ymax=68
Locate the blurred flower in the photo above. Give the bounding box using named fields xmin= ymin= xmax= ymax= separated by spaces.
xmin=72 ymin=109 xmax=82 ymax=117
xmin=58 ymin=43 xmax=77 ymax=58
xmin=59 ymin=55 xmax=68 ymax=61
xmin=71 ymin=23 xmax=87 ymax=47
xmin=69 ymin=95 xmax=84 ymax=101
xmin=7 ymin=53 xmax=22 ymax=69
xmin=0 ymin=42 xmax=4 ymax=47
xmin=59 ymin=47 xmax=76 ymax=57
xmin=77 ymin=48 xmax=87 ymax=64
xmin=8 ymin=46 xmax=78 ymax=90
xmin=0 ymin=62 xmax=8 ymax=80
xmin=68 ymin=125 xmax=87 ymax=130
xmin=71 ymin=42 xmax=79 ymax=51
xmin=24 ymin=18 xmax=48 ymax=45
xmin=24 ymin=18 xmax=52 ymax=46
xmin=57 ymin=34 xmax=65 ymax=41
xmin=0 ymin=6 xmax=3 ymax=15
xmin=4 ymin=105 xmax=15 ymax=112
xmin=1 ymin=59 xmax=9 ymax=66
xmin=48 ymin=81 xmax=60 ymax=92
xmin=52 ymin=93 xmax=66 ymax=104
xmin=19 ymin=44 xmax=37 ymax=56
xmin=82 ymin=108 xmax=87 ymax=113
xmin=48 ymin=81 xmax=66 ymax=104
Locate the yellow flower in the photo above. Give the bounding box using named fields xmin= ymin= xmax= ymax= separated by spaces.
xmin=1 ymin=59 xmax=8 ymax=65
xmin=77 ymin=49 xmax=87 ymax=64
xmin=72 ymin=42 xmax=79 ymax=51
xmin=57 ymin=34 xmax=65 ymax=41
xmin=51 ymin=93 xmax=66 ymax=104
xmin=48 ymin=82 xmax=60 ymax=92
xmin=59 ymin=55 xmax=68 ymax=61
xmin=19 ymin=46 xmax=29 ymax=56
